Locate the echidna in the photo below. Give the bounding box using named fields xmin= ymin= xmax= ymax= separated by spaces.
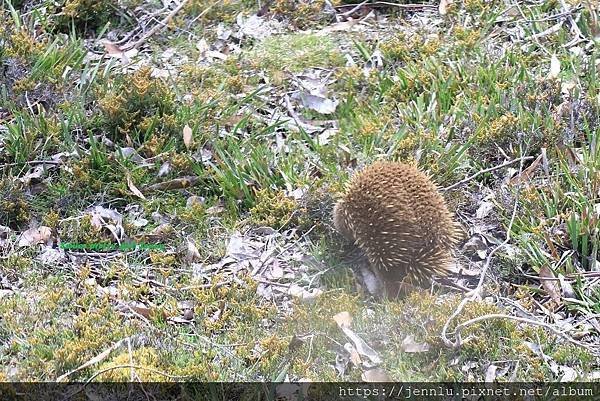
xmin=333 ymin=161 xmax=461 ymax=294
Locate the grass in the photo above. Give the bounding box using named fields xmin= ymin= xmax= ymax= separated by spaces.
xmin=1 ymin=0 xmax=599 ymax=383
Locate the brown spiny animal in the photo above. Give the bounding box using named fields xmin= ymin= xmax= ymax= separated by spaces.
xmin=333 ymin=161 xmax=461 ymax=295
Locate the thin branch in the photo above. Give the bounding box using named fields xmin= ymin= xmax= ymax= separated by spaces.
xmin=442 ymin=148 xmax=526 ymax=348
xmin=451 ymin=313 xmax=593 ymax=349
xmin=121 ymin=0 xmax=219 ymax=51
xmin=56 ymin=336 xmax=134 ymax=382
xmin=84 ymin=364 xmax=186 ymax=383
xmin=442 ymin=156 xmax=535 ymax=192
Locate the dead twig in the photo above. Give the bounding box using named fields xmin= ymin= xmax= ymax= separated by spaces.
xmin=338 ymin=0 xmax=369 ymax=17
xmin=450 ymin=314 xmax=593 ymax=349
xmin=84 ymin=364 xmax=186 ymax=382
xmin=121 ymin=0 xmax=218 ymax=51
xmin=334 ymin=1 xmax=434 ymax=10
xmin=442 ymin=147 xmax=526 ymax=348
xmin=56 ymin=336 xmax=136 ymax=382
xmin=442 ymin=156 xmax=535 ymax=192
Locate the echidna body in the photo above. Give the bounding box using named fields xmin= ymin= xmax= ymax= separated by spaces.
xmin=333 ymin=161 xmax=461 ymax=290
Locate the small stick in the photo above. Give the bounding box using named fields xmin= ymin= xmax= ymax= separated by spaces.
xmin=339 ymin=0 xmax=369 ymax=17
xmin=451 ymin=313 xmax=593 ymax=349
xmin=121 ymin=0 xmax=219 ymax=51
xmin=442 ymin=156 xmax=535 ymax=192
xmin=442 ymin=148 xmax=526 ymax=348
xmin=56 ymin=336 xmax=134 ymax=382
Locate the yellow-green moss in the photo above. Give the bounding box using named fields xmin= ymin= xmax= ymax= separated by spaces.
xmin=249 ymin=189 xmax=298 ymax=229
xmin=96 ymin=67 xmax=177 ymax=144
xmin=248 ymin=33 xmax=344 ymax=74
xmin=97 ymin=347 xmax=169 ymax=381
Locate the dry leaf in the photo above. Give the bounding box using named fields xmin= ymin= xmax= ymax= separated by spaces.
xmin=183 ymin=124 xmax=193 ymax=149
xmin=539 ymin=266 xmax=561 ymax=304
xmin=548 ymin=54 xmax=561 ymax=79
xmin=127 ymin=174 xmax=146 ymax=200
xmin=18 ymin=226 xmax=52 ymax=247
xmin=144 ymin=176 xmax=200 ymax=192
xmin=485 ymin=364 xmax=499 ymax=382
xmin=102 ymin=40 xmax=124 ymax=56
xmin=510 ymin=153 xmax=543 ymax=185
xmin=557 ymin=274 xmax=576 ymax=299
xmin=337 ymin=326 xmax=381 ymax=365
xmin=286 ymin=284 xmax=323 ymax=301
xmin=344 ymin=343 xmax=362 ymax=366
xmin=333 ymin=311 xmax=353 ymax=329
xmin=439 ymin=0 xmax=451 ymax=15
xmin=316 ymin=19 xmax=359 ymax=36
xmin=183 ymin=239 xmax=201 ymax=264
xmin=298 ymin=92 xmax=338 ymax=114
xmin=362 ymin=367 xmax=391 ymax=382
xmin=400 ymin=335 xmax=430 ymax=353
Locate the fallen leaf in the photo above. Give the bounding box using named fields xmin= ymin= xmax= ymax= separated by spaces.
xmin=485 ymin=364 xmax=498 ymax=382
xmin=338 ymin=326 xmax=381 ymax=365
xmin=475 ymin=201 xmax=495 ymax=219
xmin=143 ymin=176 xmax=200 ymax=192
xmin=127 ymin=174 xmax=146 ymax=200
xmin=183 ymin=124 xmax=193 ymax=149
xmin=548 ymin=54 xmax=561 ymax=79
xmin=18 ymin=226 xmax=52 ymax=247
xmin=344 ymin=343 xmax=362 ymax=366
xmin=286 ymin=284 xmax=323 ymax=301
xmin=439 ymin=0 xmax=451 ymax=15
xmin=362 ymin=367 xmax=391 ymax=382
xmin=298 ymin=92 xmax=338 ymax=114
xmin=183 ymin=238 xmax=201 ymax=264
xmin=333 ymin=311 xmax=353 ymax=329
xmin=539 ymin=266 xmax=561 ymax=304
xmin=157 ymin=161 xmax=171 ymax=177
xmin=400 ymin=335 xmax=430 ymax=353
xmin=102 ymin=40 xmax=124 ymax=56
xmin=316 ymin=19 xmax=359 ymax=36
xmin=510 ymin=153 xmax=543 ymax=185
xmin=558 ymin=274 xmax=576 ymax=299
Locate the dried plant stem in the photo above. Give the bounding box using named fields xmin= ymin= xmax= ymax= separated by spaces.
xmin=442 ymin=156 xmax=534 ymax=192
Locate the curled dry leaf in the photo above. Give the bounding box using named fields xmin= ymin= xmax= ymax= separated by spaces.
xmin=18 ymin=226 xmax=52 ymax=247
xmin=335 ymin=323 xmax=382 ymax=365
xmin=127 ymin=174 xmax=146 ymax=200
xmin=361 ymin=367 xmax=391 ymax=382
xmin=548 ymin=54 xmax=561 ymax=79
xmin=183 ymin=239 xmax=202 ymax=264
xmin=183 ymin=124 xmax=193 ymax=149
xmin=344 ymin=343 xmax=362 ymax=366
xmin=400 ymin=335 xmax=430 ymax=353
xmin=144 ymin=176 xmax=200 ymax=192
xmin=539 ymin=266 xmax=561 ymax=304
xmin=333 ymin=311 xmax=353 ymax=329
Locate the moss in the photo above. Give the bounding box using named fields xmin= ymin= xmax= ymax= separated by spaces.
xmin=0 ymin=180 xmax=31 ymax=229
xmin=97 ymin=347 xmax=169 ymax=381
xmin=53 ymin=0 xmax=131 ymax=34
xmin=249 ymin=189 xmax=298 ymax=229
xmin=96 ymin=67 xmax=178 ymax=145
xmin=269 ymin=0 xmax=331 ymax=29
xmin=4 ymin=29 xmax=45 ymax=59
xmin=247 ymin=33 xmax=344 ymax=74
